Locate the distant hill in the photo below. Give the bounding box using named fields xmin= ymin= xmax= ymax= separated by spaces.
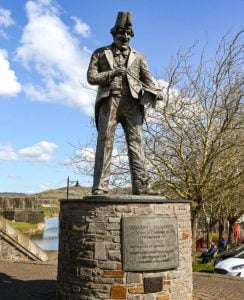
xmin=0 ymin=185 xmax=131 ymax=206
xmin=0 ymin=186 xmax=91 ymax=206
xmin=0 ymin=192 xmax=28 ymax=197
xmin=32 ymin=186 xmax=91 ymax=205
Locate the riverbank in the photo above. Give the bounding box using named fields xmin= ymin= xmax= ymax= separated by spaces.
xmin=8 ymin=220 xmax=45 ymax=235
xmin=38 ymin=205 xmax=59 ymax=218
xmin=7 ymin=205 xmax=59 ymax=235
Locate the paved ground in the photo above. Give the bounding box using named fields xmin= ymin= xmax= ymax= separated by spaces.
xmin=193 ymin=272 xmax=244 ymax=300
xmin=0 ymin=260 xmax=244 ymax=299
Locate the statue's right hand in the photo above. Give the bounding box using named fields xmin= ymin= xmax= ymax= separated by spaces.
xmin=113 ymin=67 xmax=127 ymax=77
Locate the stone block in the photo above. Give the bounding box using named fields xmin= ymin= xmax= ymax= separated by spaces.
xmin=94 ymin=242 xmax=106 ymax=260
xmin=109 ymin=217 xmax=121 ymax=223
xmin=86 ymin=216 xmax=107 ymax=223
xmin=115 ymin=206 xmax=132 ymax=213
xmin=87 ymin=222 xmax=106 ymax=234
xmin=126 ymin=272 xmax=142 ymax=284
xmin=72 ymin=224 xmax=87 ymax=231
xmin=82 ymin=251 xmax=94 ymax=259
xmin=77 ymin=259 xmax=97 ymax=268
xmin=110 ymin=285 xmax=127 ymax=299
xmin=94 ymin=277 xmax=114 ymax=284
xmin=107 ymin=242 xmax=120 ymax=250
xmin=163 ymin=280 xmax=172 ymax=289
xmin=108 ymin=250 xmax=121 ymax=261
xmin=98 ymin=261 xmax=117 ymax=270
xmin=128 ymin=295 xmax=141 ymax=300
xmin=128 ymin=286 xmax=144 ymax=294
xmin=107 ymin=223 xmax=121 ymax=231
xmin=156 ymin=296 xmax=170 ymax=300
xmin=113 ymin=236 xmax=121 ymax=243
xmin=154 ymin=205 xmax=174 ymax=215
xmin=103 ymin=270 xmax=124 ymax=278
xmin=181 ymin=231 xmax=192 ymax=240
xmin=142 ymin=294 xmax=155 ymax=300
xmin=134 ymin=206 xmax=153 ymax=215
xmin=89 ymin=283 xmax=110 ymax=292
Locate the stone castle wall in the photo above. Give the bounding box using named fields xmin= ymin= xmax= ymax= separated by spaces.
xmin=57 ymin=196 xmax=192 ymax=300
xmin=0 ymin=196 xmax=43 ymax=224
xmin=0 ymin=196 xmax=36 ymax=210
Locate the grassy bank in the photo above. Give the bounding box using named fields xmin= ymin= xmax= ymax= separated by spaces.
xmin=38 ymin=205 xmax=60 ymax=218
xmin=193 ymin=258 xmax=214 ymax=273
xmin=8 ymin=220 xmax=40 ymax=234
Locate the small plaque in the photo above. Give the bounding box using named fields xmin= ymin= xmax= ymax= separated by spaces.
xmin=144 ymin=277 xmax=162 ymax=293
xmin=122 ymin=216 xmax=178 ymax=271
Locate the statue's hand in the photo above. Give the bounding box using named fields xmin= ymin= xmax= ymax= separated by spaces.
xmin=156 ymin=91 xmax=164 ymax=100
xmin=113 ymin=67 xmax=127 ymax=77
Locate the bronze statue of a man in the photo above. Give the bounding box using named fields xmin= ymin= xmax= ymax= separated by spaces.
xmin=87 ymin=12 xmax=162 ymax=195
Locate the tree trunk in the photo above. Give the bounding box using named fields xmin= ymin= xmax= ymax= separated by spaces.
xmin=228 ymin=218 xmax=238 ymax=244
xmin=208 ymin=225 xmax=213 ymax=246
xmin=206 ymin=225 xmax=210 ymax=248
xmin=191 ymin=212 xmax=199 ymax=259
xmin=218 ymin=218 xmax=225 ymax=240
xmin=206 ymin=224 xmax=213 ymax=248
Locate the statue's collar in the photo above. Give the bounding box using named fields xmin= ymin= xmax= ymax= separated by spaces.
xmin=104 ymin=44 xmax=136 ymax=69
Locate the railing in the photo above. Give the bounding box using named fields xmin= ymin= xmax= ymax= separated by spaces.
xmin=0 ymin=217 xmax=48 ymax=261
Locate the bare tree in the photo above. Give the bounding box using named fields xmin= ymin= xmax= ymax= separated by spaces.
xmin=144 ymin=30 xmax=244 ymax=256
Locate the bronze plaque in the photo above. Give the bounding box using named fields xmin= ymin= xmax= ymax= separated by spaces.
xmin=122 ymin=216 xmax=178 ymax=271
xmin=144 ymin=277 xmax=163 ymax=293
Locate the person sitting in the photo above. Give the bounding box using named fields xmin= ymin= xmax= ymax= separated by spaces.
xmin=199 ymin=242 xmax=217 ymax=263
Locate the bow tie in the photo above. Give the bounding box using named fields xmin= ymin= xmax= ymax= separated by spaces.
xmin=114 ymin=49 xmax=129 ymax=57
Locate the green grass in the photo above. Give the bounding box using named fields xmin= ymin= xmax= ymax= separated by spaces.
xmin=33 ymin=186 xmax=90 ymax=202
xmin=193 ymin=257 xmax=214 ymax=273
xmin=38 ymin=205 xmax=60 ymax=217
xmin=8 ymin=221 xmax=38 ymax=234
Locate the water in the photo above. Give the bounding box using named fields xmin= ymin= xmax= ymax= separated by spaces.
xmin=30 ymin=216 xmax=59 ymax=251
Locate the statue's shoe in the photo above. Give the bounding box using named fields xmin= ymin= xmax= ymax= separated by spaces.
xmin=133 ymin=188 xmax=160 ymax=196
xmin=92 ymin=189 xmax=106 ymax=195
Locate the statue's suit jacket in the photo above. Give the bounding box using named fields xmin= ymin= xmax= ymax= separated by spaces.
xmin=87 ymin=44 xmax=155 ymax=128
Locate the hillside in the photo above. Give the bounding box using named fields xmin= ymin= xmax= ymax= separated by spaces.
xmin=0 ymin=185 xmax=131 ymax=206
xmin=0 ymin=186 xmax=91 ymax=205
xmin=33 ymin=186 xmax=91 ymax=205
xmin=0 ymin=192 xmax=28 ymax=197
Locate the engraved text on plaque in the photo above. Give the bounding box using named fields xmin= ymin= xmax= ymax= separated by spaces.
xmin=122 ymin=217 xmax=178 ymax=271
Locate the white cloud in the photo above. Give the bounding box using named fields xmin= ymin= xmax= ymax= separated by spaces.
xmin=0 ymin=145 xmax=18 ymax=160
xmin=0 ymin=49 xmax=22 ymax=96
xmin=71 ymin=16 xmax=90 ymax=38
xmin=0 ymin=141 xmax=57 ymax=162
xmin=16 ymin=0 xmax=95 ymax=116
xmin=0 ymin=7 xmax=14 ymax=27
xmin=18 ymin=141 xmax=58 ymax=162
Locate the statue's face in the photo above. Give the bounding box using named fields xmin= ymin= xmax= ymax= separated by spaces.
xmin=113 ymin=28 xmax=132 ymax=50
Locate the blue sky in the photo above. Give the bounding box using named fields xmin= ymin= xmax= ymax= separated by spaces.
xmin=0 ymin=0 xmax=243 ymax=193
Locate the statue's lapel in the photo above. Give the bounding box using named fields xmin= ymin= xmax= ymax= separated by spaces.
xmin=127 ymin=49 xmax=137 ymax=67
xmin=104 ymin=49 xmax=114 ymax=69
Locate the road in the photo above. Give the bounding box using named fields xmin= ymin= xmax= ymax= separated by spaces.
xmin=0 ymin=261 xmax=244 ymax=299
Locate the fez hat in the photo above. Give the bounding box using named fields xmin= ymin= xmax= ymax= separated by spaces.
xmin=110 ymin=12 xmax=134 ymax=37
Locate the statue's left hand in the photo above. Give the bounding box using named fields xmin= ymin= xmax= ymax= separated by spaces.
xmin=155 ymin=91 xmax=164 ymax=100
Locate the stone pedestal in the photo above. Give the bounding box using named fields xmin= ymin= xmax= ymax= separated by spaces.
xmin=57 ymin=195 xmax=192 ymax=300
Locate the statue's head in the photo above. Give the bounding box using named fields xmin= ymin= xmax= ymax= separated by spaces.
xmin=111 ymin=12 xmax=134 ymax=50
